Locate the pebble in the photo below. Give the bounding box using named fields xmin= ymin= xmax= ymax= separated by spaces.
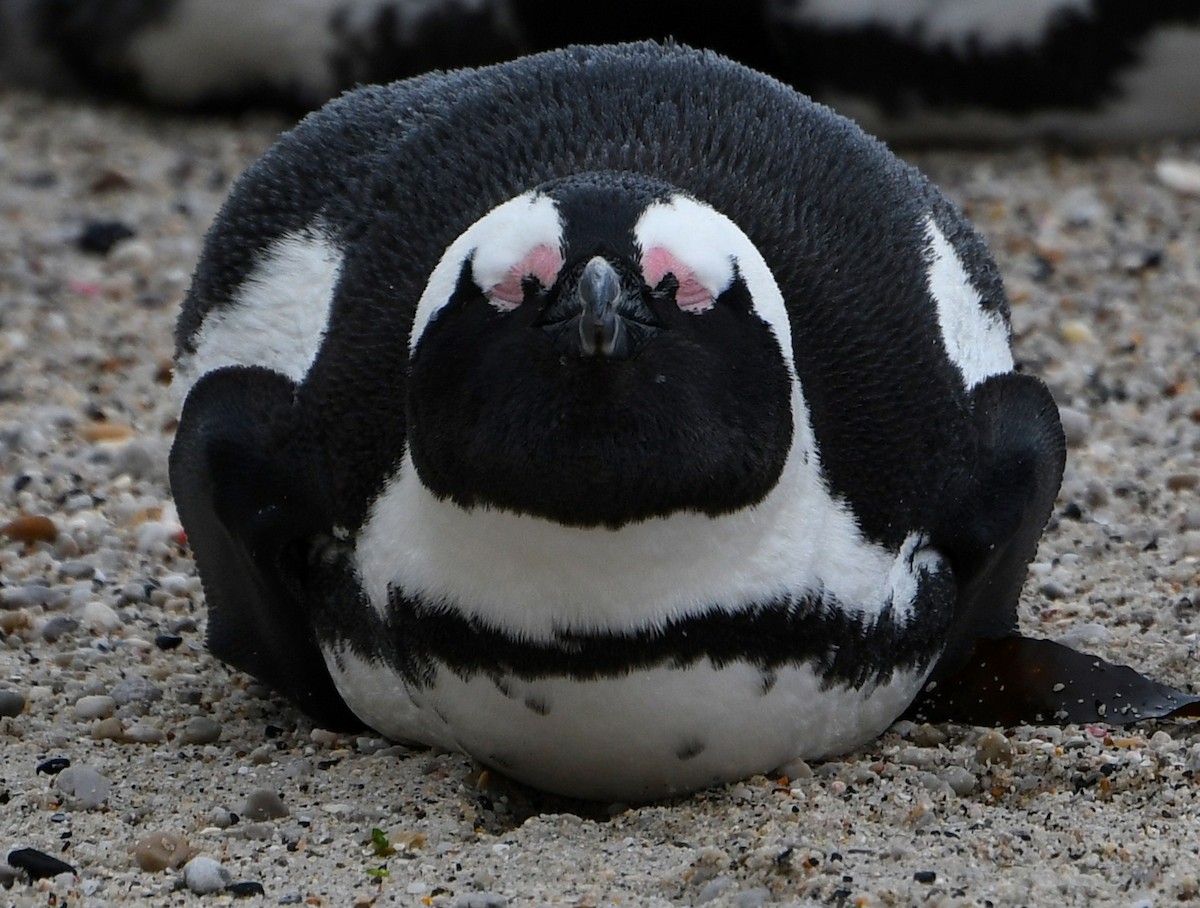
xmin=1058 ymin=406 xmax=1091 ymax=447
xmin=57 ymin=560 xmax=96 ymax=580
xmin=1156 ymin=158 xmax=1200 ymax=195
xmin=734 ymin=888 xmax=770 ymax=908
xmin=80 ymin=601 xmax=122 ymax=632
xmin=76 ymin=219 xmax=136 ymax=255
xmin=6 ymin=847 xmax=76 ymax=880
xmin=940 ymin=765 xmax=978 ymax=796
xmin=0 ymin=690 xmax=25 ymax=717
xmin=111 ymin=677 xmax=163 ymax=706
xmin=74 ymin=695 xmax=116 ymax=720
xmin=0 ymin=514 xmax=58 ymax=544
xmin=975 ymin=730 xmax=1015 ymax=767
xmin=227 ymin=880 xmax=265 ymax=897
xmin=39 ymin=615 xmax=79 ymax=642
xmin=125 ymin=722 xmax=166 ymax=744
xmin=36 ymin=757 xmax=70 ymax=775
xmin=91 ymin=717 xmax=126 ymax=741
xmin=57 ymin=764 xmax=112 ymax=809
xmin=182 ymin=856 xmax=231 ymax=894
xmin=241 ymin=788 xmax=289 ymax=821
xmin=132 ymin=832 xmax=193 ymax=871
xmin=1182 ymin=531 xmax=1200 ymax=558
xmin=181 ymin=716 xmax=223 ymax=745
xmin=453 ymin=894 xmax=508 ymax=908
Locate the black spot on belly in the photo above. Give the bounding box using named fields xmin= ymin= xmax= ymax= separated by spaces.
xmin=524 ymin=694 xmax=550 ymax=716
xmin=760 ymin=670 xmax=778 ymax=695
xmin=676 ymin=740 xmax=706 ymax=761
xmin=491 ymin=675 xmax=513 ymax=698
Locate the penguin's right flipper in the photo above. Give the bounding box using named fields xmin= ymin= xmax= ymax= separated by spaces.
xmin=169 ymin=365 xmax=361 ymax=731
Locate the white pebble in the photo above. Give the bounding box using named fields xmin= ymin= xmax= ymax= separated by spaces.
xmin=73 ymin=695 xmax=115 ymax=720
xmin=57 ymin=764 xmax=112 ymax=809
xmin=79 ymin=601 xmax=122 ymax=632
xmin=1157 ymin=158 xmax=1200 ymax=196
xmin=182 ymin=856 xmax=231 ymax=895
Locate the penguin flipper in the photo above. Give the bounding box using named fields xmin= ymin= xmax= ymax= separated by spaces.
xmin=932 ymin=370 xmax=1067 ymax=671
xmin=914 ymin=372 xmax=1200 ymax=727
xmin=907 ymin=636 xmax=1200 ymax=726
xmin=169 ymin=366 xmax=361 ymax=731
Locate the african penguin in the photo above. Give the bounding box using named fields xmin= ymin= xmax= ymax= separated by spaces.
xmin=170 ymin=42 xmax=1199 ymax=802
xmin=4 ymin=0 xmax=1199 ymax=141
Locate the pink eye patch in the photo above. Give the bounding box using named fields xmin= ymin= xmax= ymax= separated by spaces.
xmin=641 ymin=246 xmax=715 ymax=313
xmin=485 ymin=244 xmax=563 ymax=310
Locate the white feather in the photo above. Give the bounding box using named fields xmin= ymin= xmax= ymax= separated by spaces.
xmin=174 ymin=223 xmax=343 ymax=402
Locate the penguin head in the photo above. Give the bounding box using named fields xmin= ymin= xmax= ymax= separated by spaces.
xmin=407 ymin=172 xmax=796 ymax=528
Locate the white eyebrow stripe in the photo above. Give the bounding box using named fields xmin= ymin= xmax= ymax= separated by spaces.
xmin=409 ymin=193 xmax=563 ymax=354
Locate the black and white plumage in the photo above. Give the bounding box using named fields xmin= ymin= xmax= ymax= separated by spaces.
xmin=170 ymin=43 xmax=1198 ymax=801
xmin=3 ymin=0 xmax=1199 ymax=142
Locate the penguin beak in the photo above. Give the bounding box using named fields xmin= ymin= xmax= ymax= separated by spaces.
xmin=576 ymin=256 xmax=624 ymax=357
xmin=541 ymin=255 xmax=659 ymax=359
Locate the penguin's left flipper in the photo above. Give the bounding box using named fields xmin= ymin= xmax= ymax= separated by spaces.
xmin=907 ymin=636 xmax=1200 ymax=726
xmin=169 ymin=365 xmax=362 ymax=731
xmin=909 ymin=371 xmax=1200 ymax=727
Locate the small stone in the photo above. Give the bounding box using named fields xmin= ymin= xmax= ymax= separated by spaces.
xmin=154 ymin=633 xmax=183 ymax=650
xmin=1060 ymin=320 xmax=1096 ymax=345
xmin=453 ymin=894 xmax=509 ymax=908
xmin=91 ymin=716 xmax=126 ymax=741
xmin=1038 ymin=580 xmax=1069 ymax=601
xmin=895 ymin=746 xmax=939 ymax=769
xmin=697 ymin=875 xmax=735 ymax=904
xmin=206 ymin=807 xmax=236 ymax=829
xmin=227 ymin=880 xmax=265 ymax=897
xmin=125 ymin=722 xmax=166 ymax=744
xmin=940 ymin=765 xmax=978 ymax=796
xmin=76 ymin=219 xmax=135 ymax=255
xmin=6 ymin=848 xmax=76 ymax=880
xmin=910 ymin=723 xmax=948 ymax=747
xmin=182 ymin=856 xmax=231 ymax=894
xmin=1167 ymin=473 xmax=1200 ymax=492
xmin=36 ymin=757 xmax=70 ymax=775
xmin=1183 ymin=531 xmax=1200 ymax=558
xmin=57 ymin=764 xmax=112 ymax=809
xmin=57 ymin=560 xmax=96 ymax=580
xmin=734 ymin=888 xmax=771 ymax=908
xmin=80 ymin=601 xmax=123 ymax=632
xmin=913 ymin=870 xmax=937 ymax=884
xmin=74 ymin=695 xmax=116 ymax=720
xmin=241 ymin=788 xmax=289 ymax=821
xmin=1058 ymin=407 xmax=1091 ymax=447
xmin=0 ymin=690 xmax=25 ymax=717
xmin=181 ymin=716 xmax=222 ymax=745
xmin=132 ymin=832 xmax=193 ymax=871
xmin=1056 ymin=622 xmax=1113 ymax=649
xmin=975 ymin=730 xmax=1015 ymax=767
xmin=40 ymin=615 xmax=79 ymax=642
xmin=111 ymin=677 xmax=163 ymax=706
xmin=1157 ymin=158 xmax=1200 ymax=196
xmin=0 ymin=514 xmax=58 ymax=544
xmin=774 ymin=756 xmax=813 ymax=780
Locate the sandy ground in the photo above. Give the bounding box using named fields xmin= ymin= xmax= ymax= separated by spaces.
xmin=1 ymin=83 xmax=1199 ymax=907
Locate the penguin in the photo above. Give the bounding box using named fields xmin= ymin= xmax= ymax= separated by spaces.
xmin=4 ymin=0 xmax=1199 ymax=141
xmin=169 ymin=43 xmax=1199 ymax=801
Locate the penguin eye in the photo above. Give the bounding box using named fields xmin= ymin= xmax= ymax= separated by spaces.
xmin=483 ymin=243 xmax=563 ymax=312
xmin=641 ymin=246 xmax=715 ymax=314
